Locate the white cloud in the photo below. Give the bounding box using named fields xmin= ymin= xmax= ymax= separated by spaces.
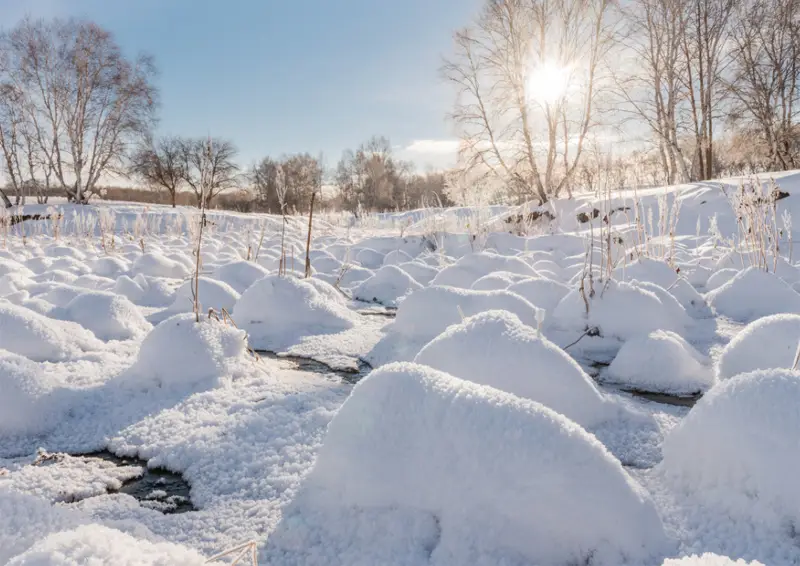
xmin=404 ymin=139 xmax=461 ymax=155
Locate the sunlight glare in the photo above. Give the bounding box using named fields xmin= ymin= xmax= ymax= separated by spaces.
xmin=527 ymin=61 xmax=571 ymax=105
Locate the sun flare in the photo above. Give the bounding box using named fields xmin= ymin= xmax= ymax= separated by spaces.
xmin=527 ymin=61 xmax=571 ymax=105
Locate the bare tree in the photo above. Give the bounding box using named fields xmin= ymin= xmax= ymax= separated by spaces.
xmin=726 ymin=0 xmax=800 ymax=170
xmin=129 ymin=136 xmax=185 ymax=207
xmin=1 ymin=18 xmax=156 ymax=203
xmin=180 ymin=137 xmax=240 ymax=208
xmin=443 ymin=0 xmax=617 ymax=204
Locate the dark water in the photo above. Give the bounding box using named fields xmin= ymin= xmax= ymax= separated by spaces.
xmin=75 ymin=450 xmax=194 ymax=514
xmin=622 ymin=389 xmax=702 ymax=407
xmin=255 ymin=350 xmax=372 ymax=384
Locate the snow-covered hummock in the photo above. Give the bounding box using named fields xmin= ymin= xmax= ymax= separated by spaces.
xmin=414 ymin=310 xmax=613 ymax=427
xmin=706 ymin=267 xmax=800 ymax=322
xmin=113 ymin=274 xmax=175 ymax=307
xmin=212 ymin=260 xmax=270 ymax=294
xmin=614 ymin=258 xmax=708 ymax=316
xmin=126 ymin=312 xmax=248 ymax=389
xmin=470 ymin=271 xmax=529 ymax=291
xmin=397 ymin=261 xmax=439 ymax=285
xmin=5 ymin=524 xmax=210 ymax=565
xmin=366 ymin=285 xmax=541 ymax=365
xmin=131 ymin=251 xmax=190 ymax=279
xmin=430 ymin=251 xmax=537 ymax=289
xmin=661 ymin=556 xmax=765 ymax=566
xmin=704 ymin=268 xmax=739 ymax=291
xmin=507 ymin=276 xmax=570 ymax=311
xmin=382 ymin=249 xmax=413 ymax=266
xmin=552 ymin=279 xmax=688 ymax=341
xmin=232 ymin=274 xmax=355 ymax=350
xmin=353 ymin=265 xmax=422 ymax=307
xmin=354 ymin=247 xmax=384 ymax=269
xmin=716 ymin=314 xmax=800 ymax=380
xmin=53 ymin=290 xmax=151 ymax=341
xmin=265 ymin=363 xmax=670 ymax=566
xmin=158 ymin=277 xmax=240 ymax=320
xmin=0 ymin=350 xmax=64 ymax=436
xmin=0 ymin=302 xmax=101 ymax=362
xmin=660 ymin=369 xmax=800 ymax=531
xmin=607 ymin=330 xmax=713 ymax=395
xmin=90 ymin=256 xmax=130 ymax=278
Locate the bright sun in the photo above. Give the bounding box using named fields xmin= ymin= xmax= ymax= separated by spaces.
xmin=527 ymin=61 xmax=572 ymax=105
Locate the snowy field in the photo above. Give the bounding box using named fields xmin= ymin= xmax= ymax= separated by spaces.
xmin=3 ymin=173 xmax=800 ymax=565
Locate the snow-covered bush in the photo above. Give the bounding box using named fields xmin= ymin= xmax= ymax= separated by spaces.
xmin=607 ymin=330 xmax=713 ymax=394
xmin=266 ymin=363 xmax=670 ymax=566
xmin=415 ymin=310 xmax=614 ymax=427
xmin=716 ymin=314 xmax=800 ymax=380
xmin=706 ymin=267 xmax=800 ymax=322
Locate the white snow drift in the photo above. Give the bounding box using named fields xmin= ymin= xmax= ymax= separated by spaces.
xmin=716 ymin=314 xmax=800 ymax=380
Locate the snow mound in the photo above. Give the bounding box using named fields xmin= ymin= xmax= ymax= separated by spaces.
xmin=90 ymin=256 xmax=130 ymax=278
xmin=705 ymin=268 xmax=738 ymax=291
xmin=507 ymin=276 xmax=570 ymax=311
xmin=355 ymin=247 xmax=384 ymax=269
xmin=662 ymin=556 xmax=764 ymax=566
xmin=213 ymin=260 xmax=270 ymax=293
xmin=367 ymin=286 xmax=542 ymax=365
xmin=0 ymin=489 xmax=85 ymax=563
xmin=113 ymin=274 xmax=175 ymax=307
xmin=267 ymin=363 xmax=669 ymax=566
xmin=398 ymin=261 xmax=439 ymax=285
xmin=414 ymin=310 xmax=613 ymax=427
xmin=353 ymin=265 xmax=422 ymax=307
xmin=553 ymin=280 xmax=687 ymax=340
xmin=430 ymin=251 xmax=537 ymax=289
xmin=470 ymin=271 xmax=526 ymax=291
xmin=0 ymin=302 xmax=101 ymax=361
xmin=716 ymin=314 xmax=800 ymax=380
xmin=132 ymin=252 xmax=190 ymax=279
xmin=615 ymin=258 xmax=708 ymax=316
xmin=6 ymin=524 xmax=210 ymax=565
xmin=0 ymin=258 xmax=35 ymax=279
xmin=128 ymin=313 xmax=248 ymax=389
xmin=162 ymin=277 xmax=240 ymax=317
xmin=706 ymin=267 xmax=800 ymax=322
xmin=607 ymin=330 xmax=713 ymax=394
xmin=55 ymin=290 xmax=151 ymax=341
xmin=0 ymin=350 xmax=64 ymax=436
xmin=661 ymin=369 xmax=800 ymax=530
xmin=382 ymin=249 xmax=413 ymax=266
xmin=233 ymin=274 xmax=355 ymax=350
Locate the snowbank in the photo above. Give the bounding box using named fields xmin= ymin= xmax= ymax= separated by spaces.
xmin=662 ymin=556 xmax=765 ymax=566
xmin=160 ymin=277 xmax=240 ymax=319
xmin=213 ymin=260 xmax=270 ymax=293
xmin=716 ymin=314 xmax=800 ymax=380
xmin=706 ymin=267 xmax=800 ymax=322
xmin=0 ymin=351 xmax=64 ymax=436
xmin=552 ymin=280 xmax=687 ymax=340
xmin=414 ymin=310 xmax=613 ymax=427
xmin=233 ymin=274 xmax=355 ymax=350
xmin=660 ymin=369 xmax=800 ymax=529
xmin=127 ymin=313 xmax=248 ymax=389
xmin=507 ymin=277 xmax=570 ymax=311
xmin=607 ymin=330 xmax=713 ymax=394
xmin=54 ymin=290 xmax=151 ymax=341
xmin=614 ymin=258 xmax=707 ymax=316
xmin=430 ymin=251 xmax=537 ymax=289
xmin=397 ymin=261 xmax=439 ymax=285
xmin=132 ymin=251 xmax=190 ymax=279
xmin=113 ymin=274 xmax=175 ymax=307
xmin=6 ymin=524 xmax=210 ymax=565
xmin=0 ymin=302 xmax=101 ymax=361
xmin=367 ymin=286 xmax=541 ymax=365
xmin=266 ymin=363 xmax=669 ymax=566
xmin=353 ymin=265 xmax=422 ymax=307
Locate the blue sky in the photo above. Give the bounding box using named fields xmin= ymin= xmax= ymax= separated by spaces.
xmin=0 ymin=0 xmax=481 ymax=171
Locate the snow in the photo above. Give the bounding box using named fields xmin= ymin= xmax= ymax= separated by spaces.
xmin=53 ymin=290 xmax=151 ymax=341
xmin=507 ymin=276 xmax=570 ymax=311
xmin=662 ymin=556 xmax=765 ymax=566
xmin=352 ymin=264 xmax=422 ymax=307
xmin=233 ymin=274 xmax=356 ymax=351
xmin=660 ymin=369 xmax=800 ymax=533
xmin=6 ymin=524 xmax=210 ymax=565
xmin=716 ymin=314 xmax=800 ymax=380
xmin=265 ymin=362 xmax=670 ymax=566
xmin=430 ymin=251 xmax=537 ymax=288
xmin=212 ymin=260 xmax=271 ymax=294
xmin=132 ymin=252 xmax=190 ymax=279
xmin=0 ymin=351 xmax=64 ymax=436
xmin=552 ymin=279 xmax=688 ymax=341
xmin=606 ymin=330 xmax=714 ymax=394
xmin=414 ymin=310 xmax=614 ymax=427
xmin=0 ymin=301 xmax=102 ymax=362
xmin=706 ymin=266 xmax=800 ymax=322
xmin=155 ymin=277 xmax=240 ymax=321
xmin=367 ymin=285 xmax=542 ymax=365
xmin=127 ymin=313 xmax=248 ymax=389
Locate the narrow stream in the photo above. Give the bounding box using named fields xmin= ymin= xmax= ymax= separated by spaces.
xmin=255 ymin=350 xmax=372 ymax=384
